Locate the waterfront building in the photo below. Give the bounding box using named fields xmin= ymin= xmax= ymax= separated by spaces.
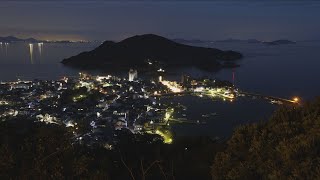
xmin=128 ymin=69 xmax=138 ymax=82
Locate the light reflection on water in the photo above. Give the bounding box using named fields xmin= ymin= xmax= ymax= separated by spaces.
xmin=5 ymin=43 xmax=9 ymax=55
xmin=28 ymin=44 xmax=34 ymax=64
xmin=38 ymin=43 xmax=43 ymax=57
xmin=0 ymin=42 xmax=99 ymax=81
xmin=162 ymin=95 xmax=276 ymax=137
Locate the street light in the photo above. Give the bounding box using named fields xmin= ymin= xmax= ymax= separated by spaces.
xmin=293 ymin=97 xmax=299 ymax=103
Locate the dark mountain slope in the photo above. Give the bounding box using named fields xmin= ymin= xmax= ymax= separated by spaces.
xmin=62 ymin=34 xmax=242 ymax=70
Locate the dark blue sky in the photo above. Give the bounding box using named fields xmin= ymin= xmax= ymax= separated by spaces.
xmin=1 ymin=0 xmax=319 ymax=41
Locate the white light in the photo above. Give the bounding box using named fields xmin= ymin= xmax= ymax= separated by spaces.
xmin=29 ymin=44 xmax=34 ymax=64
xmin=194 ymin=87 xmax=204 ymax=92
xmin=66 ymin=121 xmax=75 ymax=127
xmin=157 ymin=68 xmax=165 ymax=72
xmin=38 ymin=42 xmax=43 ymax=56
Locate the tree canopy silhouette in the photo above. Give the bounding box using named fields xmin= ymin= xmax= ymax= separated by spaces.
xmin=212 ymin=98 xmax=320 ymax=179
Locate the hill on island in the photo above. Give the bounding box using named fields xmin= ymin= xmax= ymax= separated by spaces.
xmin=61 ymin=34 xmax=242 ymax=70
xmin=263 ymin=39 xmax=296 ymax=45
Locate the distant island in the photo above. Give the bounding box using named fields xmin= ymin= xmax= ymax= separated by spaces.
xmin=0 ymin=36 xmax=39 ymax=43
xmin=216 ymin=38 xmax=296 ymax=45
xmin=61 ymin=34 xmax=243 ymax=71
xmin=215 ymin=38 xmax=261 ymax=43
xmin=262 ymin=39 xmax=296 ymax=45
xmin=172 ymin=38 xmax=296 ymax=46
xmin=0 ymin=36 xmax=88 ymax=43
xmin=172 ymin=38 xmax=213 ymax=44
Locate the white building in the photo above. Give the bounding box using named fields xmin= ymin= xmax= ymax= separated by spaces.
xmin=128 ymin=69 xmax=138 ymax=82
xmin=10 ymin=83 xmax=30 ymax=90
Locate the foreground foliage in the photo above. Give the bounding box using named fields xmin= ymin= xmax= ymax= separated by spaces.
xmin=4 ymin=98 xmax=320 ymax=179
xmin=212 ymin=98 xmax=320 ymax=179
xmin=0 ymin=118 xmax=222 ymax=179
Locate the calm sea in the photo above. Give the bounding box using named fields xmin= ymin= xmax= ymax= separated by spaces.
xmin=1 ymin=41 xmax=319 ymax=137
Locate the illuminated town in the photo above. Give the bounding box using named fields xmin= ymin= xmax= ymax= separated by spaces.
xmin=0 ymin=69 xmax=299 ymax=149
xmin=0 ymin=1 xmax=319 ymax=179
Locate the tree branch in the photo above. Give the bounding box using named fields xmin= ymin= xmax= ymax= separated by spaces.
xmin=157 ymin=162 xmax=168 ymax=180
xmin=120 ymin=152 xmax=136 ymax=180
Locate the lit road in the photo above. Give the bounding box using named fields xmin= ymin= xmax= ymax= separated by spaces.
xmin=152 ymin=86 xmax=299 ymax=105
xmin=239 ymin=91 xmax=300 ymax=105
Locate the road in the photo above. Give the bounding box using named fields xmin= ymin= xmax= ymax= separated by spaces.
xmin=152 ymin=90 xmax=299 ymax=105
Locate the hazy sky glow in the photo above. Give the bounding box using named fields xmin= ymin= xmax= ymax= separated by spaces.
xmin=1 ymin=0 xmax=320 ymax=41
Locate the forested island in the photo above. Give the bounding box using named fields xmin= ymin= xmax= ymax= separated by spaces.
xmin=61 ymin=34 xmax=242 ymax=71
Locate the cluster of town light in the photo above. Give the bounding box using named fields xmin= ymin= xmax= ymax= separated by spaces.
xmin=164 ymin=108 xmax=174 ymax=122
xmin=0 ymin=68 xmax=303 ymax=147
xmin=160 ymin=80 xmax=183 ymax=93
xmin=72 ymin=94 xmax=87 ymax=102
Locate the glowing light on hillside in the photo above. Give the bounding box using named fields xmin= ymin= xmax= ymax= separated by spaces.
xmin=293 ymin=97 xmax=299 ymax=103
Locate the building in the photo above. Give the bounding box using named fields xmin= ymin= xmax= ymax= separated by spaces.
xmin=10 ymin=83 xmax=30 ymax=90
xmin=181 ymin=74 xmax=191 ymax=84
xmin=128 ymin=69 xmax=138 ymax=82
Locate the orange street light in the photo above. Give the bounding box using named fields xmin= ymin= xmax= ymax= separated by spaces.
xmin=293 ymin=97 xmax=299 ymax=103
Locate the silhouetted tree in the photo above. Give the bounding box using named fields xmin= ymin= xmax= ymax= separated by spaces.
xmin=212 ymin=98 xmax=320 ymax=179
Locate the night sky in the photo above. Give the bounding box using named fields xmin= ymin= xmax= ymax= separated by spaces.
xmin=1 ymin=0 xmax=319 ymax=41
